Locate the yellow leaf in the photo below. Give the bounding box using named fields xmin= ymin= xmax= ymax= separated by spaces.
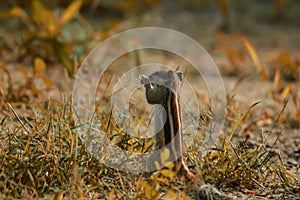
xmin=165 ymin=161 xmax=174 ymax=169
xmin=0 ymin=7 xmax=25 ymax=19
xmin=41 ymin=77 xmax=54 ymax=88
xmin=259 ymin=67 xmax=268 ymax=82
xmin=221 ymin=160 xmax=228 ymax=174
xmin=34 ymin=57 xmax=46 ymax=76
xmin=18 ymin=66 xmax=28 ymax=74
xmin=166 ymin=190 xmax=176 ymax=198
xmin=156 ymin=177 xmax=169 ymax=185
xmin=242 ymin=37 xmax=261 ymax=70
xmin=160 ymin=148 xmax=170 ymax=164
xmin=141 ymin=180 xmax=153 ymax=199
xmin=277 ymin=51 xmax=291 ymax=67
xmin=142 ymin=139 xmax=154 ymax=153
xmin=160 ymin=169 xmax=175 ymax=178
xmin=281 ymin=84 xmax=292 ymax=99
xmin=32 ymin=0 xmax=59 ymax=36
xmin=154 ymin=161 xmax=160 ymax=170
xmin=31 ymin=84 xmax=41 ymax=95
xmin=183 ymin=196 xmax=192 ymax=200
xmin=274 ymin=68 xmax=281 ymax=91
xmin=61 ymin=0 xmax=83 ymax=24
xmin=225 ymin=49 xmax=245 ymax=66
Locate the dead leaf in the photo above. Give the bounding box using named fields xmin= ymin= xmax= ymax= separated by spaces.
xmin=274 ymin=68 xmax=281 ymax=91
xmin=259 ymin=66 xmax=268 ymax=81
xmin=160 ymin=148 xmax=170 ymax=165
xmin=32 ymin=0 xmax=59 ymax=37
xmin=277 ymin=51 xmax=292 ymax=67
xmin=242 ymin=37 xmax=261 ymax=70
xmin=61 ymin=0 xmax=83 ymax=24
xmin=34 ymin=57 xmax=46 ymax=76
xmin=160 ymin=169 xmax=175 ymax=178
xmin=281 ymin=84 xmax=292 ymax=99
xmin=256 ymin=118 xmax=272 ymax=127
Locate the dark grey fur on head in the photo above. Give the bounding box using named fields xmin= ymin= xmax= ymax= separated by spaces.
xmin=140 ymin=70 xmax=182 ymax=105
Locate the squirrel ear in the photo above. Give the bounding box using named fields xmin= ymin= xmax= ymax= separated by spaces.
xmin=140 ymin=75 xmax=149 ymax=85
xmin=167 ymin=70 xmax=174 ymax=78
xmin=176 ymin=71 xmax=183 ymax=81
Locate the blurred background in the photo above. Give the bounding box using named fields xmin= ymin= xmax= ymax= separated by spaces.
xmin=1 ymin=0 xmax=299 ymax=111
xmin=1 ymin=0 xmax=299 ymax=73
xmin=0 ymin=0 xmax=299 ymax=116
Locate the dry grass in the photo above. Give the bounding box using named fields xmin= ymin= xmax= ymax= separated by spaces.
xmin=0 ymin=95 xmax=299 ymax=199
